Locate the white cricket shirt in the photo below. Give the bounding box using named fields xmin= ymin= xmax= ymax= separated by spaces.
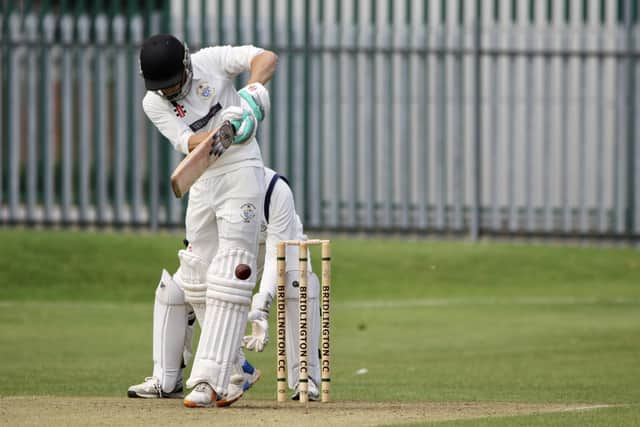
xmin=142 ymin=45 xmax=264 ymax=178
xmin=257 ymin=167 xmax=308 ymax=298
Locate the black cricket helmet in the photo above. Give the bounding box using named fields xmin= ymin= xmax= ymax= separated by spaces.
xmin=139 ymin=34 xmax=193 ymax=101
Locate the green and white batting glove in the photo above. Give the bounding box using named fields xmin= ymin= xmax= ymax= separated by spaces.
xmin=219 ymin=106 xmax=257 ymax=145
xmin=242 ymin=292 xmax=272 ymax=352
xmin=238 ymin=82 xmax=270 ymax=122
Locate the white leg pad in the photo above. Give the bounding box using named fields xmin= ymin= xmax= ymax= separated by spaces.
xmin=152 ymin=270 xmax=187 ymax=393
xmin=285 ymin=271 xmax=321 ymax=389
xmin=230 ymin=348 xmax=247 ymax=384
xmin=175 ymin=250 xmax=208 ymax=366
xmin=205 ymin=247 xmax=257 ymax=304
xmin=187 ymin=299 xmax=249 ymax=394
xmin=190 ymin=303 xmax=206 ymax=325
xmin=187 ymin=248 xmax=257 ymax=394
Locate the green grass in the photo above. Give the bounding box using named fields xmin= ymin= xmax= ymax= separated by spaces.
xmin=386 ymin=405 xmax=640 ymax=426
xmin=1 ymin=229 xmax=639 ymax=425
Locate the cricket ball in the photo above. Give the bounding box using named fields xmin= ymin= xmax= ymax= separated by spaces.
xmin=235 ymin=264 xmax=252 ymax=280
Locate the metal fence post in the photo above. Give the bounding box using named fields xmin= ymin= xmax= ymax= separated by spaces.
xmin=452 ymin=0 xmax=464 ymax=233
xmin=435 ymin=1 xmax=447 ymax=231
xmin=8 ymin=9 xmax=21 ymax=222
xmin=42 ymin=3 xmax=55 ymax=223
xmin=77 ymin=2 xmax=90 ymax=225
xmin=331 ymin=1 xmax=342 ymax=228
xmin=0 ymin=2 xmax=6 ymax=214
xmin=348 ymin=0 xmax=360 ymax=229
xmin=26 ymin=10 xmax=38 ymax=223
xmin=129 ymin=1 xmax=143 ymax=226
xmin=398 ymin=0 xmax=411 ymax=229
xmin=471 ymin=0 xmax=482 ymax=240
xmin=285 ymin=0 xmax=294 ymax=183
xmin=625 ymin=0 xmax=636 ymax=238
xmin=60 ymin=3 xmax=73 ymax=224
xmin=114 ymin=10 xmax=127 ymax=225
xmin=268 ymin=0 xmax=277 ymax=170
xmin=94 ymin=2 xmax=109 ymax=224
xmin=163 ymin=0 xmax=182 ymax=227
xmin=303 ymin=0 xmax=311 ymax=224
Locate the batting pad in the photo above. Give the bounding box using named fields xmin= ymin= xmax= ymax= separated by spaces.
xmin=285 ymin=271 xmax=321 ymax=389
xmin=189 ymin=302 xmax=206 ymax=325
xmin=187 ymin=247 xmax=257 ymax=394
xmin=186 ymin=298 xmax=248 ymax=394
xmin=152 ymin=270 xmax=188 ymax=393
xmin=205 ymin=247 xmax=257 ymax=305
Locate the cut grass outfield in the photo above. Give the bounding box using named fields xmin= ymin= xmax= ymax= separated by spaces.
xmin=0 ymin=229 xmax=639 ymax=426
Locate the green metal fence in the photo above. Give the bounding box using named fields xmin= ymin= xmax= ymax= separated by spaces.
xmin=1 ymin=0 xmax=639 ymax=241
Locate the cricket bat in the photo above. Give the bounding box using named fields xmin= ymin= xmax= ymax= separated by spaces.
xmin=170 ymin=120 xmax=236 ymax=198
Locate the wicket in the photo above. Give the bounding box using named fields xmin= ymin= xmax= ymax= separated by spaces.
xmin=276 ymin=239 xmax=331 ymax=403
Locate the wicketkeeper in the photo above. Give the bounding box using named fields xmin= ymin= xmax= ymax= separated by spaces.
xmin=131 ymin=33 xmax=276 ymax=408
xmin=243 ymin=167 xmax=322 ymax=401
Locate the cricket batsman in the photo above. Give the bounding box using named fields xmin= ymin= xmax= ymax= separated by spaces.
xmin=132 ymin=33 xmax=276 ymax=408
xmin=128 ymin=165 xmax=322 ymax=403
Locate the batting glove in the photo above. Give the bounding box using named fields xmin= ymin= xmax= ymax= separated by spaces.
xmin=238 ymin=82 xmax=270 ymax=122
xmin=219 ymin=106 xmax=257 ymax=145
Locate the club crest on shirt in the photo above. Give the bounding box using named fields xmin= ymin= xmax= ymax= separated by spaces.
xmin=173 ymin=103 xmax=187 ymax=117
xmin=196 ymin=82 xmax=214 ymax=100
xmin=240 ymin=203 xmax=257 ymax=223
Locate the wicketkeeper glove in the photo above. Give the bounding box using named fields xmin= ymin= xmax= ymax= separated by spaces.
xmin=242 ymin=292 xmax=272 ymax=352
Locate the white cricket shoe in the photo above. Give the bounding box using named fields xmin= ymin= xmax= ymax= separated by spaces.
xmin=217 ymin=361 xmax=256 ymax=407
xmin=216 ymin=380 xmax=244 ymax=407
xmin=183 ymin=382 xmax=218 ymax=408
xmin=291 ymin=377 xmax=320 ymax=401
xmin=127 ymin=376 xmax=183 ymax=399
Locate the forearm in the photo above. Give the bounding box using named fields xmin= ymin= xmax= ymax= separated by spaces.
xmin=247 ymin=51 xmax=278 ymax=85
xmin=257 ymin=241 xmax=278 ymax=300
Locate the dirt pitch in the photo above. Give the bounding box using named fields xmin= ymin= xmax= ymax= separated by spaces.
xmin=0 ymin=397 xmax=612 ymax=426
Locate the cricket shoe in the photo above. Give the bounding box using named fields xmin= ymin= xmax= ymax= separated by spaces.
xmin=215 ymin=380 xmax=244 ymax=407
xmin=291 ymin=377 xmax=320 ymax=401
xmin=127 ymin=376 xmax=183 ymax=399
xmin=183 ymin=383 xmax=218 ymax=408
xmin=241 ymin=359 xmax=262 ymax=391
xmin=217 ymin=361 xmax=259 ymax=407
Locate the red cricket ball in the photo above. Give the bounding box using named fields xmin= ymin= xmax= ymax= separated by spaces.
xmin=235 ymin=263 xmax=252 ymax=280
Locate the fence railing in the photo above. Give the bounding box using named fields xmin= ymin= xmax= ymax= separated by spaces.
xmin=1 ymin=0 xmax=639 ymax=241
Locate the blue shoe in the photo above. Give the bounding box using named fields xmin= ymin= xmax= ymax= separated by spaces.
xmin=241 ymin=359 xmax=262 ymax=391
